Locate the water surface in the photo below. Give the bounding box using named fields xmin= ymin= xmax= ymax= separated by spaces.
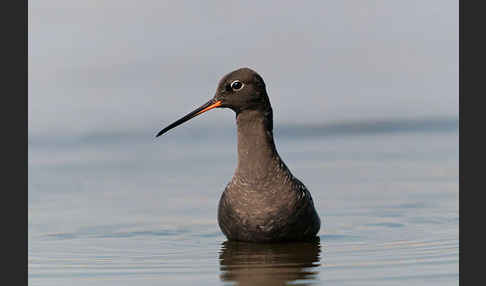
xmin=28 ymin=119 xmax=458 ymax=285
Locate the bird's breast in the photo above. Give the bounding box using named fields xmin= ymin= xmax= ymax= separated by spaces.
xmin=219 ymin=178 xmax=305 ymax=224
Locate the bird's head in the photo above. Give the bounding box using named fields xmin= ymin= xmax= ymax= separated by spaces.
xmin=156 ymin=67 xmax=270 ymax=137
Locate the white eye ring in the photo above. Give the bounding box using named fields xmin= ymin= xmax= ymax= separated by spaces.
xmin=230 ymin=80 xmax=244 ymax=91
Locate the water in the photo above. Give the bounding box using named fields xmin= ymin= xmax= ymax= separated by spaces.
xmin=28 ymin=119 xmax=458 ymax=285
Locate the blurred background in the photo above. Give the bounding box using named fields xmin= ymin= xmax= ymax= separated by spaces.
xmin=29 ymin=1 xmax=458 ymax=285
xmin=29 ymin=0 xmax=457 ymax=138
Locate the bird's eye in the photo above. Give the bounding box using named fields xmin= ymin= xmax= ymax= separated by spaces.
xmin=231 ymin=80 xmax=244 ymax=90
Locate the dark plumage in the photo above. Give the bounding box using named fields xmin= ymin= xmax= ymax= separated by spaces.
xmin=156 ymin=68 xmax=320 ymax=242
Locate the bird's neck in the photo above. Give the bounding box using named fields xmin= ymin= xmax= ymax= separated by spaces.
xmin=234 ymin=108 xmax=282 ymax=182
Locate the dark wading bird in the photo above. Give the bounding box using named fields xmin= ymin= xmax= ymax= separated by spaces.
xmin=156 ymin=68 xmax=320 ymax=242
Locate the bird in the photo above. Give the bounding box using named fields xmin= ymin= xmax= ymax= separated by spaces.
xmin=156 ymin=67 xmax=320 ymax=242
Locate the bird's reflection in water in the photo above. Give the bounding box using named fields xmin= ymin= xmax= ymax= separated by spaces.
xmin=219 ymin=238 xmax=321 ymax=286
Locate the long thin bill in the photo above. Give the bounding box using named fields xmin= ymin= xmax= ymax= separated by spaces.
xmin=155 ymin=99 xmax=222 ymax=137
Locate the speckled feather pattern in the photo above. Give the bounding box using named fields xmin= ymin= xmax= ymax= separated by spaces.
xmin=217 ymin=109 xmax=321 ymax=242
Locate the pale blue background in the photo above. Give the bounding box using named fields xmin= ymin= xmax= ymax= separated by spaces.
xmin=29 ymin=1 xmax=458 ymax=285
